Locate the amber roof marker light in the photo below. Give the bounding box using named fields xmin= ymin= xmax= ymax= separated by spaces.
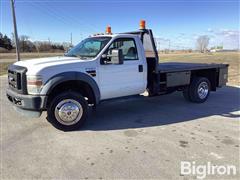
xmin=139 ymin=20 xmax=146 ymax=30
xmin=106 ymin=25 xmax=112 ymax=34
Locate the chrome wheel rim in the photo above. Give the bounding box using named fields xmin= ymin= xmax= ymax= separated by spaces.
xmin=54 ymin=99 xmax=83 ymax=125
xmin=198 ymin=82 xmax=209 ymax=99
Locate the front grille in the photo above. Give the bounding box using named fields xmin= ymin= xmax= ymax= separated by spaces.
xmin=8 ymin=65 xmax=27 ymax=94
xmin=8 ymin=70 xmax=20 ymax=89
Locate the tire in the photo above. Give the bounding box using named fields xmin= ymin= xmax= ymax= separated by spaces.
xmin=183 ymin=77 xmax=211 ymax=103
xmin=47 ymin=91 xmax=88 ymax=131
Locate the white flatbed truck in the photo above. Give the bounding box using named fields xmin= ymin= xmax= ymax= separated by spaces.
xmin=6 ymin=21 xmax=229 ymax=131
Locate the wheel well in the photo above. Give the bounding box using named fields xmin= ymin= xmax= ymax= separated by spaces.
xmin=46 ymin=80 xmax=96 ymax=108
xmin=191 ymin=69 xmax=217 ymax=91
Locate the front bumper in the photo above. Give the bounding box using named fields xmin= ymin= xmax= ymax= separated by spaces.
xmin=6 ymin=88 xmax=47 ymax=111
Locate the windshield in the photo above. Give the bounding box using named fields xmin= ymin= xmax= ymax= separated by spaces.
xmin=65 ymin=37 xmax=111 ymax=59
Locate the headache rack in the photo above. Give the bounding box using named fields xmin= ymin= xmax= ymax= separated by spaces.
xmin=121 ymin=28 xmax=161 ymax=94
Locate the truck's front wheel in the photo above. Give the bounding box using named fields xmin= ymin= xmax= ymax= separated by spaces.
xmin=47 ymin=91 xmax=88 ymax=131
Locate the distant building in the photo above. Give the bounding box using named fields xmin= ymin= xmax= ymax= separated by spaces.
xmin=210 ymin=45 xmax=223 ymax=52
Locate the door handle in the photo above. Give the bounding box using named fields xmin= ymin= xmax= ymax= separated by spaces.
xmin=138 ymin=65 xmax=143 ymax=72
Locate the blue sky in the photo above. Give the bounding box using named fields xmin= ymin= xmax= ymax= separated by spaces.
xmin=1 ymin=0 xmax=239 ymax=49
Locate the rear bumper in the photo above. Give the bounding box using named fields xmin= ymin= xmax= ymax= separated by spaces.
xmin=6 ymin=88 xmax=47 ymax=111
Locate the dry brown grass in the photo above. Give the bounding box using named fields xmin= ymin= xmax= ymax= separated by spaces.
xmin=0 ymin=62 xmax=9 ymax=76
xmin=0 ymin=52 xmax=63 ymax=76
xmin=160 ymin=52 xmax=240 ymax=86
xmin=0 ymin=52 xmax=63 ymax=60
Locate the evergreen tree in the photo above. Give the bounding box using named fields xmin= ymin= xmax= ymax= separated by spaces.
xmin=0 ymin=33 xmax=13 ymax=50
xmin=3 ymin=35 xmax=13 ymax=50
xmin=0 ymin=33 xmax=4 ymax=48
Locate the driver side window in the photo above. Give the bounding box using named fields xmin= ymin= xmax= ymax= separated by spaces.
xmin=107 ymin=38 xmax=138 ymax=61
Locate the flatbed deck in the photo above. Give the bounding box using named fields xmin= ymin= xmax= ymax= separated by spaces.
xmin=158 ymin=62 xmax=228 ymax=73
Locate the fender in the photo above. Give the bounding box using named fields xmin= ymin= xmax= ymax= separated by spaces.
xmin=41 ymin=71 xmax=100 ymax=104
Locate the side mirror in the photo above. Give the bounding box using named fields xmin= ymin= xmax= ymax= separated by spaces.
xmin=64 ymin=47 xmax=72 ymax=54
xmin=101 ymin=49 xmax=124 ymax=65
xmin=101 ymin=54 xmax=107 ymax=59
xmin=108 ymin=49 xmax=124 ymax=64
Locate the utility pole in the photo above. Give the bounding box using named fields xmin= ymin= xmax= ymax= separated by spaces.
xmin=168 ymin=40 xmax=171 ymax=51
xmin=70 ymin=32 xmax=72 ymax=47
xmin=10 ymin=0 xmax=20 ymax=61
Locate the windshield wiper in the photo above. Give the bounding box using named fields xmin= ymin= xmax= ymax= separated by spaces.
xmin=65 ymin=54 xmax=92 ymax=59
xmin=64 ymin=54 xmax=75 ymax=57
xmin=77 ymin=55 xmax=89 ymax=59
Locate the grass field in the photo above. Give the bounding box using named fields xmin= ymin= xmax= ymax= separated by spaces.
xmin=0 ymin=52 xmax=239 ymax=85
xmin=0 ymin=52 xmax=63 ymax=76
xmin=0 ymin=52 xmax=63 ymax=60
xmin=160 ymin=52 xmax=240 ymax=85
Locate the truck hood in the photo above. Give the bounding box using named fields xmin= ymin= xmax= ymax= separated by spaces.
xmin=14 ymin=56 xmax=85 ymax=67
xmin=14 ymin=56 xmax=97 ymax=80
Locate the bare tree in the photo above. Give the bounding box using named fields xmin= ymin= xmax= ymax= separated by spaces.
xmin=196 ymin=35 xmax=210 ymax=53
xmin=18 ymin=35 xmax=37 ymax=52
xmin=62 ymin=42 xmax=72 ymax=51
xmin=19 ymin=35 xmax=29 ymax=52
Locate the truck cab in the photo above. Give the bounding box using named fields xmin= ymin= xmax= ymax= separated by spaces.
xmin=94 ymin=34 xmax=147 ymax=100
xmin=6 ymin=21 xmax=228 ymax=131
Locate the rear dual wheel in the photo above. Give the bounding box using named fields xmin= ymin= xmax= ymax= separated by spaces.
xmin=183 ymin=77 xmax=211 ymax=103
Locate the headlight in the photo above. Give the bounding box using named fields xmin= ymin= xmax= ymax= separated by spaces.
xmin=27 ymin=75 xmax=43 ymax=95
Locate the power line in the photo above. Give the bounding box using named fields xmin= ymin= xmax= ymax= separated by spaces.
xmin=28 ymin=2 xmax=72 ymax=28
xmin=28 ymin=2 xmax=84 ymax=42
xmin=28 ymin=1 xmax=96 ymax=41
xmin=45 ymin=2 xmax=99 ymax=32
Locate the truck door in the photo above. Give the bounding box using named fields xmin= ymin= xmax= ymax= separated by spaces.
xmin=98 ymin=37 xmax=146 ymax=100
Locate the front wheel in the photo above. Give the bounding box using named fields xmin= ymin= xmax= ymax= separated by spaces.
xmin=47 ymin=91 xmax=88 ymax=131
xmin=183 ymin=77 xmax=211 ymax=103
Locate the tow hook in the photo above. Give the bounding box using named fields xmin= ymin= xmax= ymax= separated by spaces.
xmin=14 ymin=97 xmax=22 ymax=106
